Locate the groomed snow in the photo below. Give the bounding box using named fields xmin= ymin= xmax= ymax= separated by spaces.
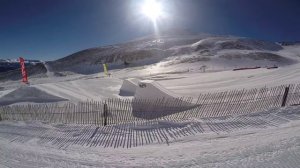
xmin=0 ymin=106 xmax=300 ymax=167
xmin=0 ymin=86 xmax=67 ymax=106
xmin=0 ymin=45 xmax=300 ymax=102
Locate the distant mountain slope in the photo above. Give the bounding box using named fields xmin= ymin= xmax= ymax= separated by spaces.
xmin=47 ymin=34 xmax=287 ymax=74
xmin=0 ymin=33 xmax=295 ymax=81
xmin=278 ymin=41 xmax=300 ymax=46
xmin=0 ymin=59 xmax=42 ymax=73
xmin=0 ymin=63 xmax=47 ymax=81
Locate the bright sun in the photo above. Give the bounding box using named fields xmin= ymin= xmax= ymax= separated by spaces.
xmin=141 ymin=0 xmax=163 ymax=22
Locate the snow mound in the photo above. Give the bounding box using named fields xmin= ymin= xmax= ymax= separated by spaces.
xmin=119 ymin=79 xmax=182 ymax=99
xmin=132 ymin=80 xmax=195 ymax=119
xmin=119 ymin=78 xmax=139 ymax=96
xmin=134 ymin=80 xmax=180 ymax=100
xmin=119 ymin=79 xmax=195 ymax=119
xmin=0 ymin=86 xmax=68 ymax=106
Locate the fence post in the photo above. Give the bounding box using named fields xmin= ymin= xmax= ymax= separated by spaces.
xmin=281 ymin=86 xmax=290 ymax=107
xmin=104 ymin=102 xmax=108 ymax=126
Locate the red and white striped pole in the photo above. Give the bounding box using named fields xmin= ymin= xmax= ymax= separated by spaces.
xmin=19 ymin=57 xmax=29 ymax=84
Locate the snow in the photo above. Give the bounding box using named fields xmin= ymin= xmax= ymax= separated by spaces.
xmin=0 ymin=106 xmax=300 ymax=167
xmin=134 ymin=80 xmax=180 ymax=100
xmin=34 ymin=76 xmax=122 ymax=102
xmin=119 ymin=78 xmax=139 ymax=96
xmin=44 ymin=62 xmax=55 ymax=78
xmin=0 ymin=37 xmax=300 ymax=167
xmin=191 ymin=36 xmax=283 ymax=51
xmin=0 ymin=86 xmax=67 ymax=106
xmin=1 ymin=57 xmax=300 ymax=101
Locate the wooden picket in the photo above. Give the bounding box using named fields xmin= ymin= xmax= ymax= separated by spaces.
xmin=0 ymin=84 xmax=299 ymax=126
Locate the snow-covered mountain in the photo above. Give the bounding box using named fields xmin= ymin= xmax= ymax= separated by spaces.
xmin=0 ymin=59 xmax=42 ymax=73
xmin=0 ymin=32 xmax=296 ymax=81
xmin=0 ymin=59 xmax=45 ymax=81
xmin=47 ymin=33 xmax=291 ymax=74
xmin=49 ymin=33 xmax=292 ymax=74
xmin=278 ymin=41 xmax=300 ymax=46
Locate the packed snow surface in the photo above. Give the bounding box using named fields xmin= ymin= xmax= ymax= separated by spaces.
xmin=0 ymin=38 xmax=300 ymax=167
xmin=0 ymin=86 xmax=67 ymax=106
xmin=133 ymin=80 xmax=180 ymax=100
xmin=119 ymin=78 xmax=139 ymax=96
xmin=0 ymin=106 xmax=300 ymax=167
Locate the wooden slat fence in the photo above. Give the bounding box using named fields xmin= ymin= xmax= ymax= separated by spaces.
xmin=1 ymin=84 xmax=300 ymax=126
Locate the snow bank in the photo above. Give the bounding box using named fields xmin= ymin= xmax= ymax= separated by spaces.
xmin=0 ymin=86 xmax=68 ymax=106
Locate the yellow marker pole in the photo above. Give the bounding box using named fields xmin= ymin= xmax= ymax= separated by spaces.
xmin=103 ymin=63 xmax=108 ymax=76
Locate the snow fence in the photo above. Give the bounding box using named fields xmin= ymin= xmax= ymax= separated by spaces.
xmin=1 ymin=84 xmax=299 ymax=126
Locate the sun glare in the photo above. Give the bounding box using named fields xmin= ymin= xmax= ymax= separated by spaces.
xmin=141 ymin=0 xmax=163 ymax=22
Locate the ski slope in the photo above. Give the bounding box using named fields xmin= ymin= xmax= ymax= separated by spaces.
xmin=4 ymin=58 xmax=300 ymax=103
xmin=0 ymin=42 xmax=299 ymax=102
xmin=0 ymin=86 xmax=67 ymax=106
xmin=0 ymin=41 xmax=300 ymax=167
xmin=0 ymin=106 xmax=300 ymax=167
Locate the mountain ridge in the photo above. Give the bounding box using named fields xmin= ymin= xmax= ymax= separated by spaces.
xmin=0 ymin=33 xmax=296 ymax=81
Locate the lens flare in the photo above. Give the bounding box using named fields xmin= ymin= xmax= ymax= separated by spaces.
xmin=141 ymin=0 xmax=163 ymax=22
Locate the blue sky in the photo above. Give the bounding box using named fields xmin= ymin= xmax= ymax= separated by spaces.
xmin=0 ymin=0 xmax=299 ymax=61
